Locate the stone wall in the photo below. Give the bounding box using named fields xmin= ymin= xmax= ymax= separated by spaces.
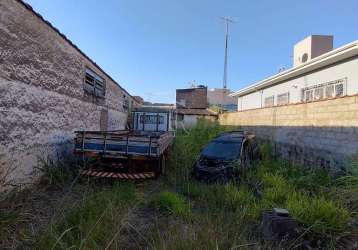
xmin=0 ymin=0 xmax=132 ymax=189
xmin=219 ymin=95 xmax=358 ymax=172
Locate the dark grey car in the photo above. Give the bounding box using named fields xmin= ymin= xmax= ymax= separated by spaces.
xmin=193 ymin=131 xmax=260 ymax=183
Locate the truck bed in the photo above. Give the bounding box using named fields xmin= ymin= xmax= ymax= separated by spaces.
xmin=74 ymin=130 xmax=173 ymax=159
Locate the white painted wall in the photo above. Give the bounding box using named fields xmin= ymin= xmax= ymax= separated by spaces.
xmin=237 ymin=56 xmax=358 ymax=110
xmin=177 ymin=115 xmax=216 ymax=129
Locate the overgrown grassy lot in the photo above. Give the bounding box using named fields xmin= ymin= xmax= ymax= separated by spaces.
xmin=1 ymin=120 xmax=357 ymax=249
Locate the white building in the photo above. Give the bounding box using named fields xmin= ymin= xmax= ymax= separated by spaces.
xmin=231 ymin=35 xmax=358 ymax=110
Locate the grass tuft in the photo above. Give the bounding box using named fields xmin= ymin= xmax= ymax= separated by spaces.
xmin=151 ymin=191 xmax=191 ymax=219
xmin=287 ymin=192 xmax=351 ymax=233
xmin=37 ymin=183 xmax=137 ymax=249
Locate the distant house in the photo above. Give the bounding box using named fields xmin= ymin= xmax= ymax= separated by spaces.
xmin=176 ymin=108 xmax=217 ymax=128
xmin=231 ymin=35 xmax=358 ymax=111
xmin=207 ymin=88 xmax=237 ymax=111
xmin=175 ymin=86 xmax=218 ymax=128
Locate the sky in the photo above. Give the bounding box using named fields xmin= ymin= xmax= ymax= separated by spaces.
xmin=25 ymin=0 xmax=358 ymax=104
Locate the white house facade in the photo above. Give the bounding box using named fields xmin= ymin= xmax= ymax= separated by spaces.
xmin=231 ymin=36 xmax=358 ymax=111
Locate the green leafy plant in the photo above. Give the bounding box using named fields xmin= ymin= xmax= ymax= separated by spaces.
xmin=287 ymin=191 xmax=350 ymax=233
xmin=37 ymin=183 xmax=136 ymax=249
xmin=151 ymin=191 xmax=191 ymax=219
xmin=36 ymin=152 xmax=79 ymax=186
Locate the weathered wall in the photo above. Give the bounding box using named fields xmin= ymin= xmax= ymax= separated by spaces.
xmin=0 ymin=0 xmax=131 ymax=188
xmin=178 ymin=115 xmax=217 ymax=129
xmin=176 ymin=87 xmax=208 ymax=109
xmin=220 ymin=95 xmax=358 ymax=172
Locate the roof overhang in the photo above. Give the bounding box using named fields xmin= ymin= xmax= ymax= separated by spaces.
xmin=230 ymin=41 xmax=358 ymax=97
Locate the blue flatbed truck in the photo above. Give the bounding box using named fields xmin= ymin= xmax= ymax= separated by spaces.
xmin=74 ymin=109 xmax=174 ymax=180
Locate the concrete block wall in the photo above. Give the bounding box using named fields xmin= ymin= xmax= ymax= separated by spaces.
xmin=0 ymin=0 xmax=131 ymax=189
xmin=219 ymin=95 xmax=358 ymax=171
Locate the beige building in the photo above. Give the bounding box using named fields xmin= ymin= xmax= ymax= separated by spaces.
xmin=231 ymin=35 xmax=358 ymax=111
xmin=0 ymin=0 xmax=137 ymax=189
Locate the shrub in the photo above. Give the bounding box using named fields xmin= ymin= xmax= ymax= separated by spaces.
xmin=261 ymin=173 xmax=291 ymax=205
xmin=151 ymin=191 xmax=191 ymax=219
xmin=223 ymin=184 xmax=261 ymax=220
xmin=331 ymin=175 xmax=358 ymax=213
xmin=259 ymin=142 xmax=274 ymax=161
xmin=287 ymin=192 xmax=350 ymax=234
xmin=36 ymin=153 xmax=79 ymax=187
xmin=37 ymin=183 xmax=136 ymax=249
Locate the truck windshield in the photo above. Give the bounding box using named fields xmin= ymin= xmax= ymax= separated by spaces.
xmin=201 ymin=141 xmax=242 ymax=161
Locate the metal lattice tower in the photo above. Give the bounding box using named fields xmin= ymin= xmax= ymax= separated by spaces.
xmin=221 ymin=17 xmax=235 ymax=89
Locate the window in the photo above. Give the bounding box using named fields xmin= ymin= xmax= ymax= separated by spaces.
xmin=277 ymin=92 xmax=289 ymax=106
xmin=177 ymin=114 xmax=184 ymax=121
xmin=140 ymin=115 xmax=164 ymax=124
xmin=264 ymin=96 xmax=274 ymax=107
xmin=84 ymin=68 xmax=105 ymax=97
xmin=302 ymin=78 xmax=347 ymax=103
xmin=304 ymin=89 xmax=314 ymax=102
xmin=314 ymin=87 xmax=324 ymax=100
xmin=325 ymin=85 xmax=334 ymax=98
xmin=335 ymin=83 xmax=344 ymax=97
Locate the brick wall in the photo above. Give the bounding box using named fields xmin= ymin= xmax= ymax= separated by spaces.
xmin=0 ymin=0 xmax=132 ymax=189
xmin=176 ymin=87 xmax=208 ymax=109
xmin=219 ymin=95 xmax=358 ymax=172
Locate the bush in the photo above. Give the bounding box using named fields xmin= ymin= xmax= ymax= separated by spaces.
xmin=287 ymin=192 xmax=351 ymax=233
xmin=245 ymin=155 xmax=351 ymax=234
xmin=331 ymin=176 xmax=358 ymax=213
xmin=261 ymin=173 xmax=291 ymax=205
xmin=37 ymin=183 xmax=136 ymax=249
xmin=36 ymin=153 xmax=79 ymax=186
xmin=223 ymin=184 xmax=261 ymax=220
xmin=151 ymin=191 xmax=191 ymax=219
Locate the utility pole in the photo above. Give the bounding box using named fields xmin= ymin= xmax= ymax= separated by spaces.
xmin=221 ymin=17 xmax=235 ymax=89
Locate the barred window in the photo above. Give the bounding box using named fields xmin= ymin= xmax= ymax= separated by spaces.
xmin=264 ymin=96 xmax=274 ymax=107
xmin=277 ymin=92 xmax=289 ymax=106
xmin=314 ymin=87 xmax=324 ymax=100
xmin=325 ymin=85 xmax=334 ymax=98
xmin=302 ymin=78 xmax=346 ymax=102
xmin=304 ymin=89 xmax=313 ymax=102
xmin=335 ymin=83 xmax=344 ymax=97
xmin=140 ymin=115 xmax=164 ymax=124
xmin=84 ymin=68 xmax=105 ymax=97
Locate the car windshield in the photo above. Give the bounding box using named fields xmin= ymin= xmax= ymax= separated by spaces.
xmin=201 ymin=140 xmax=242 ymax=161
